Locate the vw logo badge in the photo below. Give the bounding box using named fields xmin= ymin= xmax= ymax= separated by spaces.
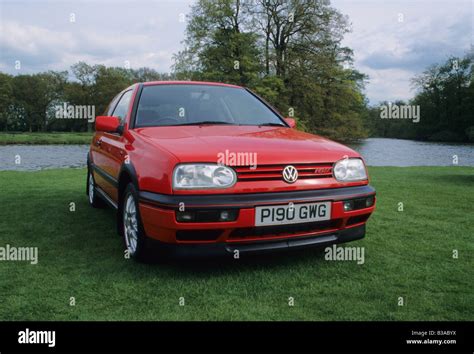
xmin=282 ymin=165 xmax=298 ymax=183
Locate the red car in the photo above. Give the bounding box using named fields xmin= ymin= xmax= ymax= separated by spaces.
xmin=87 ymin=81 xmax=376 ymax=261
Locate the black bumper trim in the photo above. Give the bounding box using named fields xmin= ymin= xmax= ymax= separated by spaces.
xmin=152 ymin=224 xmax=366 ymax=258
xmin=139 ymin=185 xmax=375 ymax=209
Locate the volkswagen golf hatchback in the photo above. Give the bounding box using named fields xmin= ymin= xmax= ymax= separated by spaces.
xmin=87 ymin=81 xmax=376 ymax=261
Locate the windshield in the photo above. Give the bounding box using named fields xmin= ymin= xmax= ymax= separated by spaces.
xmin=135 ymin=84 xmax=286 ymax=127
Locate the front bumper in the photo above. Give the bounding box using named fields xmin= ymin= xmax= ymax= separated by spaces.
xmin=137 ymin=185 xmax=376 ymax=252
xmin=151 ymin=224 xmax=367 ymax=258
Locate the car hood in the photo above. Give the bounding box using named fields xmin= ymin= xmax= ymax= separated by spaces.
xmin=134 ymin=125 xmax=360 ymax=165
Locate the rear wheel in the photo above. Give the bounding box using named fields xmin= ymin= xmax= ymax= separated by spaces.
xmin=87 ymin=170 xmax=106 ymax=208
xmin=121 ymin=183 xmax=155 ymax=262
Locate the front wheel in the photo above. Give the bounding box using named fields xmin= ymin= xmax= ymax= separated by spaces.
xmin=121 ymin=183 xmax=155 ymax=262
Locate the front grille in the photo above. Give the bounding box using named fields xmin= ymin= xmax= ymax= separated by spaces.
xmin=229 ymin=219 xmax=342 ymax=240
xmin=234 ymin=163 xmax=333 ymax=182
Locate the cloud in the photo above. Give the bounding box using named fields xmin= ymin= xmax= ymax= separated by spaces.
xmin=362 ymin=67 xmax=415 ymax=104
xmin=0 ymin=0 xmax=472 ymax=104
xmin=0 ymin=20 xmax=175 ymax=73
xmin=359 ymin=13 xmax=471 ymax=72
xmin=334 ymin=0 xmax=473 ymax=104
xmin=0 ymin=21 xmax=76 ymax=70
xmin=0 ymin=0 xmax=192 ymax=74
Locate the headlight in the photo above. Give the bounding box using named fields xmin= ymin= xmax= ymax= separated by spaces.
xmin=173 ymin=164 xmax=236 ymax=189
xmin=333 ymin=158 xmax=367 ymax=182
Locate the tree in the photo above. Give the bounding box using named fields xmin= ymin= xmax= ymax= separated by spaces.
xmin=173 ymin=0 xmax=262 ymax=86
xmin=131 ymin=68 xmax=172 ymax=82
xmin=93 ymin=65 xmax=134 ymax=114
xmin=174 ymin=0 xmax=369 ymax=141
xmin=11 ymin=74 xmax=42 ymax=132
xmin=411 ymin=54 xmax=474 ymax=141
xmin=0 ymin=73 xmax=13 ymax=131
xmin=36 ymin=71 xmax=68 ymax=131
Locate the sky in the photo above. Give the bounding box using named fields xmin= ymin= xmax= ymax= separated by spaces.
xmin=0 ymin=0 xmax=472 ymax=104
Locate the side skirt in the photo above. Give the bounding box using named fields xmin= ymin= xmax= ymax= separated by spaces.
xmin=95 ymin=185 xmax=118 ymax=210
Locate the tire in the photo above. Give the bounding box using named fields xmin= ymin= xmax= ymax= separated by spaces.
xmin=87 ymin=169 xmax=106 ymax=208
xmin=120 ymin=183 xmax=156 ymax=262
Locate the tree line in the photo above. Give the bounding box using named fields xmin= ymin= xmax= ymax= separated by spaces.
xmin=365 ymin=55 xmax=474 ymax=142
xmin=0 ymin=64 xmax=171 ymax=133
xmin=0 ymin=0 xmax=472 ymax=142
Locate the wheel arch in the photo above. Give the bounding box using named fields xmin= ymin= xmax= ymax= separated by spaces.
xmin=86 ymin=151 xmax=92 ymax=196
xmin=118 ymin=161 xmax=140 ymax=207
xmin=117 ymin=161 xmax=140 ymax=237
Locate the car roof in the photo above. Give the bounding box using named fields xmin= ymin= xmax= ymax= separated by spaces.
xmin=141 ymin=81 xmax=243 ymax=89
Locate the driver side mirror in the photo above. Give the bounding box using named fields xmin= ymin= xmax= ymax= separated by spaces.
xmin=95 ymin=116 xmax=122 ymax=133
xmin=284 ymin=117 xmax=296 ymax=128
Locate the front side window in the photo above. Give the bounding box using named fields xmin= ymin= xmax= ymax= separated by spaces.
xmin=112 ymin=90 xmax=133 ymax=123
xmin=135 ymin=84 xmax=285 ymax=127
xmin=106 ymin=93 xmax=121 ymax=116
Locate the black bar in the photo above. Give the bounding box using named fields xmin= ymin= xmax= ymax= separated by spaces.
xmin=140 ymin=185 xmax=376 ymax=209
xmin=0 ymin=321 xmax=472 ymax=353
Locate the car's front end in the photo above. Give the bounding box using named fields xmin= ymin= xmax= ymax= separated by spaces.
xmin=133 ymin=123 xmax=376 ymax=258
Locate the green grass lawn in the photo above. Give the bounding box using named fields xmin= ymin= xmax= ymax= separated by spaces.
xmin=0 ymin=132 xmax=93 ymax=145
xmin=0 ymin=167 xmax=472 ymax=320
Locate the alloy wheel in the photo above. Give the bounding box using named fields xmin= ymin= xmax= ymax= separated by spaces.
xmin=123 ymin=193 xmax=139 ymax=255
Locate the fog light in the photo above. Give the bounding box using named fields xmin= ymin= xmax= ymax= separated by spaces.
xmin=176 ymin=211 xmax=195 ymax=222
xmin=219 ymin=210 xmax=237 ymax=221
xmin=177 ymin=209 xmax=238 ymax=222
xmin=343 ymin=201 xmax=354 ymax=212
xmin=366 ymin=196 xmax=374 ymax=207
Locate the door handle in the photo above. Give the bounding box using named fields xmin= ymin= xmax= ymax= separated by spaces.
xmin=95 ymin=138 xmax=102 ymax=147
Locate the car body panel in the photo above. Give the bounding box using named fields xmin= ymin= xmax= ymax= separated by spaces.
xmin=133 ymin=125 xmax=367 ymax=195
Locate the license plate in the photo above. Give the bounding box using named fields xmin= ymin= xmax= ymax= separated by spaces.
xmin=255 ymin=202 xmax=331 ymax=226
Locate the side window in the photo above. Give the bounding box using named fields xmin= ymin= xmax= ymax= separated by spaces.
xmin=106 ymin=94 xmax=121 ymax=116
xmin=112 ymin=90 xmax=133 ymax=123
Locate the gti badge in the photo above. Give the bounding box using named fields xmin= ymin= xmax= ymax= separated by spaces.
xmin=282 ymin=165 xmax=298 ymax=183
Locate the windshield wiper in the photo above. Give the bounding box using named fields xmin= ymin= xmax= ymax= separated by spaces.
xmin=177 ymin=121 xmax=235 ymax=126
xmin=258 ymin=122 xmax=286 ymax=127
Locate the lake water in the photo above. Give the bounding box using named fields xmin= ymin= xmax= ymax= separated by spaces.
xmin=348 ymin=138 xmax=474 ymax=167
xmin=0 ymin=138 xmax=472 ymax=171
xmin=0 ymin=145 xmax=89 ymax=171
